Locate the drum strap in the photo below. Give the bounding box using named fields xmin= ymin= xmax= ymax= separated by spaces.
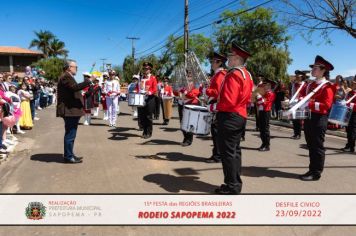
xmin=290 ymin=82 xmax=305 ymax=103
xmin=288 ymin=80 xmax=329 ymax=114
xmin=217 ymin=67 xmax=250 ymax=102
xmin=346 ymin=94 xmax=356 ymax=104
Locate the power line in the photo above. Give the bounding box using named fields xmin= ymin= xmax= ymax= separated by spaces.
xmin=139 ymin=35 xmax=184 ymax=58
xmin=189 ymin=0 xmax=237 ymax=24
xmin=126 ymin=37 xmax=140 ymax=61
xmin=137 ymin=0 xmax=274 ymax=58
xmin=190 ymin=0 xmax=274 ymax=33
xmin=136 ymin=26 xmax=184 ymax=55
xmin=136 ymin=0 xmax=237 ymax=55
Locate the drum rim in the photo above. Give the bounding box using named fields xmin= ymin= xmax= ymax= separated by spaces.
xmin=184 ymin=105 xmax=208 ymax=112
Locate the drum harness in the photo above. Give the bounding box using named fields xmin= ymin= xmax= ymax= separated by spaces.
xmin=217 ymin=66 xmax=252 ymax=103
xmin=290 ymin=81 xmax=305 ymax=104
xmin=287 ymin=80 xmax=329 ymax=116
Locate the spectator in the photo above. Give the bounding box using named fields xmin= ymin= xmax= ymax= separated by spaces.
xmin=18 ymin=83 xmax=33 ymax=130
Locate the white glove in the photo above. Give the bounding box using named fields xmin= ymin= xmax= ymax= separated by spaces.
xmin=340 ymin=100 xmax=347 ymax=106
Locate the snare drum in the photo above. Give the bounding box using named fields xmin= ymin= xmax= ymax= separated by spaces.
xmin=128 ymin=93 xmax=145 ymax=107
xmin=162 ymin=96 xmax=173 ymax=119
xmin=328 ymin=103 xmax=352 ymax=126
xmin=181 ymin=105 xmax=212 ymax=135
xmin=279 ymin=109 xmax=310 ymax=120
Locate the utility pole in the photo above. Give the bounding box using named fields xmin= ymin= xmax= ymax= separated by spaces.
xmin=100 ymin=58 xmax=107 ymax=72
xmin=184 ymin=0 xmax=189 ymax=70
xmin=126 ymin=37 xmax=140 ymax=62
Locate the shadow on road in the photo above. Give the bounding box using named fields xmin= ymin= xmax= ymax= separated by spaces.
xmin=241 ymin=146 xmax=260 ymax=150
xmin=245 ymin=128 xmax=259 ymax=132
xmin=251 ymin=134 xmax=290 ymax=139
xmin=141 ymin=139 xmax=181 ymax=145
xmin=118 ymin=112 xmax=131 ymax=116
xmin=174 ymin=167 xmax=221 ymax=176
xmin=196 ymin=136 xmax=212 ymax=141
xmin=143 ymin=173 xmax=218 ymax=193
xmin=136 ymin=152 xmax=207 ymax=163
xmin=108 ymin=127 xmax=137 ymax=133
xmin=242 ymin=166 xmax=300 ymax=179
xmin=84 ymin=123 xmax=108 ymax=127
xmin=109 ymin=132 xmax=141 ymax=141
xmin=159 ymin=127 xmax=180 ymax=132
xmin=30 ymin=153 xmax=65 ymax=163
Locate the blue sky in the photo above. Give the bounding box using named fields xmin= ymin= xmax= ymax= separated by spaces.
xmin=1 ymin=0 xmax=355 ymax=80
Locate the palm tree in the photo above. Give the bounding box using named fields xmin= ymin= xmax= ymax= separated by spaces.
xmin=48 ymin=38 xmax=68 ymax=58
xmin=29 ymin=30 xmax=55 ymax=58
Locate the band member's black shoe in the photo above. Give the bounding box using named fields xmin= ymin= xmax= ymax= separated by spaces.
xmin=181 ymin=142 xmax=192 ymax=147
xmin=162 ymin=121 xmax=168 ymax=125
xmin=341 ymin=146 xmax=354 ymax=152
xmin=74 ymin=156 xmax=83 ymax=160
xmin=214 ymin=185 xmax=240 ymax=195
xmin=291 ymin=135 xmax=301 ymax=139
xmin=205 ymin=157 xmax=221 ymax=163
xmin=258 ymin=146 xmax=270 ymax=151
xmin=64 ymin=158 xmax=82 ymax=164
xmin=299 ymin=171 xmax=321 ymax=181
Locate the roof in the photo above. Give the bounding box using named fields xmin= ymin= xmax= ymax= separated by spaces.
xmin=0 ymin=46 xmax=43 ymax=55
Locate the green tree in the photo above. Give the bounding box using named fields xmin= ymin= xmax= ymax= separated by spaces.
xmin=30 ymin=30 xmax=69 ymax=58
xmin=214 ymin=7 xmax=291 ymax=82
xmin=137 ymin=54 xmax=161 ymax=76
xmin=29 ymin=30 xmax=55 ymax=58
xmin=32 ymin=58 xmax=65 ymax=81
xmin=164 ymin=34 xmax=213 ymax=68
xmin=122 ymin=56 xmax=137 ymax=83
xmin=48 ymin=38 xmax=68 ymax=58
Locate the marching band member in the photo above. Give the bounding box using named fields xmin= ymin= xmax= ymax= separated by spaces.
xmin=256 ymin=82 xmax=275 ymax=151
xmin=290 ymin=70 xmax=308 ymax=139
xmin=154 ymin=77 xmax=162 ymax=120
xmin=82 ymin=72 xmax=94 ymax=126
xmin=205 ymin=52 xmax=227 ymax=163
xmin=177 ymin=69 xmax=200 ymax=146
xmin=92 ymin=77 xmax=101 ymax=117
xmin=115 ymin=75 xmax=121 ymax=115
xmin=136 ymin=62 xmax=157 ymax=139
xmin=128 ymin=74 xmax=139 ymax=118
xmin=103 ymin=70 xmax=120 ymax=127
xmin=101 ymin=73 xmax=109 ymax=120
xmin=160 ymin=76 xmax=173 ymax=125
xmin=253 ymin=75 xmax=265 ymax=131
xmin=342 ymin=76 xmax=356 ymax=153
xmin=215 ymin=42 xmax=254 ymax=194
xmin=299 ymin=55 xmax=335 ymax=181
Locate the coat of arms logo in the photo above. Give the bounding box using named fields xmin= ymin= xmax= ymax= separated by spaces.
xmin=25 ymin=202 xmax=46 ymax=220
